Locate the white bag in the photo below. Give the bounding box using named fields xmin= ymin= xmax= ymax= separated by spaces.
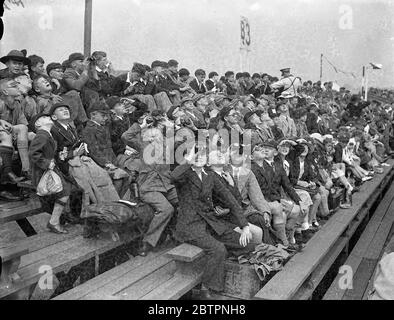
xmin=36 ymin=169 xmax=63 ymax=196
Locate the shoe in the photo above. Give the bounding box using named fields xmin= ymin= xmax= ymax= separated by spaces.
xmin=47 ymin=222 xmax=68 ymax=234
xmin=340 ymin=202 xmax=351 ymax=209
xmin=7 ymin=172 xmax=25 ymax=184
xmin=0 ymin=191 xmax=22 ymax=201
xmin=362 ymin=176 xmax=373 ymax=182
xmin=312 ymin=221 xmax=320 ymax=228
xmin=138 ymin=241 xmax=152 ymax=257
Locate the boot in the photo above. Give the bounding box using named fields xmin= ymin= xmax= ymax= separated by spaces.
xmin=273 ymin=223 xmax=289 ymax=247
xmin=0 ymin=146 xmax=24 ymax=184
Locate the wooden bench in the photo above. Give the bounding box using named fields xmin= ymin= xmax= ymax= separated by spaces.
xmin=53 ymin=246 xmax=178 ymax=300
xmin=54 ymin=243 xmax=206 ymax=300
xmin=0 ymin=197 xmax=43 ymax=237
xmin=254 ymin=160 xmax=394 ymax=300
xmin=324 ymin=196 xmax=394 ymax=300
xmin=0 ymin=245 xmax=29 ymax=289
xmin=0 ymin=224 xmax=139 ymax=300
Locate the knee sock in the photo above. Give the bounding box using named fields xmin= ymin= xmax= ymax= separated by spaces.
xmin=16 ymin=140 xmax=30 ymax=172
xmin=50 ymin=198 xmax=68 ymax=225
xmin=273 ymin=223 xmax=288 ymax=246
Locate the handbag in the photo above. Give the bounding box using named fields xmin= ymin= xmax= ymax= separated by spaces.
xmin=36 ymin=169 xmax=63 ymax=196
xmin=214 ymin=205 xmax=230 ymax=217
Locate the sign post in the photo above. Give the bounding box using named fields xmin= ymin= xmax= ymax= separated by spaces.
xmin=240 ymin=16 xmax=251 ymax=71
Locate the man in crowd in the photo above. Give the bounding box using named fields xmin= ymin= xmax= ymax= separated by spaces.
xmin=0 ymin=50 xmax=31 ymax=80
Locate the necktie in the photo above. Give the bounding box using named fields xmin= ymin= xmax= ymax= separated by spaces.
xmin=233 ymin=168 xmax=239 ymax=187
xmin=222 ymin=172 xmax=234 ymax=187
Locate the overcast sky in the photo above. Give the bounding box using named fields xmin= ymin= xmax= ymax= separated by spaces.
xmin=1 ymin=0 xmax=393 ymax=89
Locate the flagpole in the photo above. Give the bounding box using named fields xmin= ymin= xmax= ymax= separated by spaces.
xmin=320 ymin=53 xmax=323 ymax=83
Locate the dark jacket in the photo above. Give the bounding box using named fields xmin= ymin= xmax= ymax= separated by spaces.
xmin=189 ymin=78 xmax=207 ymax=94
xmin=110 ymin=115 xmax=130 ymax=155
xmin=29 ymin=129 xmax=57 ymax=187
xmin=112 ymin=74 xmax=158 ymax=96
xmin=171 ymin=164 xmax=248 ymax=242
xmin=82 ymin=120 xmax=116 ymax=167
xmin=51 ymin=121 xmax=80 ymax=173
xmin=205 ymin=79 xmax=215 ymax=91
xmin=251 ymin=160 xmax=301 ymax=204
xmin=288 ymin=157 xmax=320 ymax=186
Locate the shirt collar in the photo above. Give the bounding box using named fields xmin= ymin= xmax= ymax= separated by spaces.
xmin=191 ymin=166 xmax=207 ymax=175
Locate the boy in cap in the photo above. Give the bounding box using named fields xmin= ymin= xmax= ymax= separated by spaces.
xmin=82 ymin=102 xmax=129 ymax=197
xmin=33 ymin=75 xmax=63 ymax=114
xmin=63 ymin=52 xmax=100 ymax=110
xmin=276 ymin=100 xmax=298 ymax=138
xmin=251 ymin=140 xmax=302 ymax=249
xmin=46 ymin=62 xmax=67 ymax=94
xmin=180 ymin=96 xmax=206 ymax=129
xmin=0 ymin=78 xmax=34 ymax=179
xmin=189 ymin=69 xmax=207 ymax=94
xmin=27 ymin=54 xmax=45 ymax=79
xmin=29 ymin=112 xmax=71 ymax=234
xmin=171 ymin=144 xmax=255 ymax=299
xmin=107 ymin=96 xmax=132 ymax=156
xmin=205 ymin=71 xmax=219 ymax=92
xmin=0 ymin=50 xmax=31 ymax=80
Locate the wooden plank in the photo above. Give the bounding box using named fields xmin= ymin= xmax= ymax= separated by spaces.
xmin=343 ymin=258 xmax=377 ymax=300
xmin=116 ymin=261 xmax=176 ymax=299
xmin=0 ymin=224 xmax=83 ymax=253
xmin=364 ymin=205 xmax=394 ymax=260
xmin=20 ymin=236 xmax=86 ymax=268
xmin=166 ymin=243 xmax=205 ymax=262
xmin=254 ymin=165 xmax=392 ymax=300
xmin=53 ymin=247 xmax=172 ymax=300
xmin=81 ymin=254 xmax=173 ymax=299
xmin=140 ymin=270 xmax=204 ymax=300
xmin=293 ymin=235 xmax=349 ymax=300
xmin=0 ymin=204 xmax=43 ymax=224
xmin=0 ymin=233 xmax=129 ymax=299
xmin=0 ymin=201 xmax=30 ymax=210
xmin=0 ymin=246 xmax=29 ymax=262
xmin=324 ymin=183 xmax=394 ymax=300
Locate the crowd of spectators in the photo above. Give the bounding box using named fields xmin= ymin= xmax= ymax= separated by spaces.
xmin=1 ymin=49 xmax=393 ymax=299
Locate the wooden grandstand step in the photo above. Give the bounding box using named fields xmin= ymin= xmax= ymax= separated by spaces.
xmin=324 ymin=185 xmax=394 ymax=300
xmin=78 ymin=251 xmax=175 ymax=300
xmin=0 ymin=198 xmax=43 ymax=237
xmin=53 ymin=247 xmax=172 ymax=300
xmin=0 ymin=245 xmax=29 ymax=288
xmin=254 ymin=160 xmax=394 ymax=300
xmin=0 ymin=230 xmax=131 ymax=300
xmin=342 ymin=200 xmax=394 ymax=300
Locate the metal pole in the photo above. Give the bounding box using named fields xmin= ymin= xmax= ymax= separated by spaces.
xmin=84 ymin=0 xmax=93 ymax=57
xmin=362 ymin=65 xmax=365 ymax=99
xmin=365 ymin=67 xmax=368 ymax=101
xmin=320 ymin=53 xmax=323 ymax=82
